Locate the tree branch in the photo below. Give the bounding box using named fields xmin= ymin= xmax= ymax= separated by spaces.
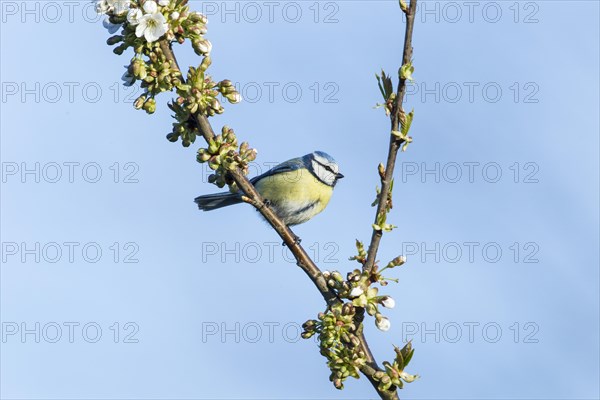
xmin=364 ymin=0 xmax=418 ymax=273
xmin=158 ymin=39 xmax=399 ymax=399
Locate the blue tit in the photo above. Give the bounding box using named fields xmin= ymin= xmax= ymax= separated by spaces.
xmin=195 ymin=151 xmax=344 ymax=226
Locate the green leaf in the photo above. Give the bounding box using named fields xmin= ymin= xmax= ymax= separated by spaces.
xmin=375 ymin=69 xmax=394 ymax=101
xmin=400 ymin=109 xmax=414 ymax=136
xmin=399 ymin=62 xmax=415 ymax=81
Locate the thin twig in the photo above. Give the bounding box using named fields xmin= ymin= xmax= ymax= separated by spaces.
xmin=155 ymin=2 xmax=417 ymax=395
xmin=364 ymin=0 xmax=418 ymax=274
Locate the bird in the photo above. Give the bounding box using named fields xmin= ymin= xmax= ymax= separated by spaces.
xmin=194 ymin=151 xmax=344 ymax=227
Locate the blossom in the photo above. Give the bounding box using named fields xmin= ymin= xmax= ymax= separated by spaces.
xmin=170 ymin=11 xmax=180 ymax=20
xmin=95 ymin=0 xmax=110 ymax=14
xmin=102 ymin=17 xmax=121 ymax=34
xmin=135 ymin=12 xmax=168 ymax=42
xmin=380 ymin=296 xmax=395 ymax=309
xmin=112 ymin=0 xmax=130 ymax=15
xmin=349 ymin=287 xmax=364 ymax=298
xmin=127 ymin=8 xmax=143 ymax=25
xmin=195 ymin=39 xmax=212 ymax=54
xmin=158 ymin=0 xmax=170 ymax=6
xmin=191 ymin=11 xmax=208 ymax=24
xmin=96 ymin=0 xmax=129 ymax=15
xmin=142 ymin=0 xmax=158 ymax=14
xmin=400 ymin=371 xmax=419 ymax=383
xmin=375 ymin=315 xmax=391 ymax=332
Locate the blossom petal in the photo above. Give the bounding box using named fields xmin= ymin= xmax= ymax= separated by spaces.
xmin=143 ymin=0 xmax=158 ymax=14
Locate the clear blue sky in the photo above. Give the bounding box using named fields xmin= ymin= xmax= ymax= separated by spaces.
xmin=1 ymin=1 xmax=599 ymax=399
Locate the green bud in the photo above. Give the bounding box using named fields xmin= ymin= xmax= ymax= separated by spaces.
xmin=107 ymin=35 xmax=123 ymax=45
xmin=341 ymin=303 xmax=355 ymax=316
xmin=113 ymin=44 xmax=127 ymax=55
xmin=142 ymin=98 xmax=156 ymax=114
xmin=199 ymin=56 xmax=212 ymax=72
xmin=301 ymin=331 xmax=314 ymax=339
xmin=134 ymin=95 xmax=146 ymax=110
xmin=208 ymin=156 xmax=221 ymax=170
xmin=244 ymin=149 xmax=257 ymax=162
xmin=197 ymin=149 xmax=211 ymax=163
xmin=331 ymin=271 xmax=343 ymax=282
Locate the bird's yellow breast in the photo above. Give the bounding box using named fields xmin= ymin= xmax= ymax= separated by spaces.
xmin=254 ymin=169 xmax=333 ymax=225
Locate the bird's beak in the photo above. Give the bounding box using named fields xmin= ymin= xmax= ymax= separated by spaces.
xmin=336 ymin=173 xmax=344 ymax=179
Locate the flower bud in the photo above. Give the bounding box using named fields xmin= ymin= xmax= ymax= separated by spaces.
xmin=194 ymin=39 xmax=212 ymax=55
xmin=211 ymin=98 xmax=222 ymax=111
xmin=378 ymin=162 xmax=385 ymax=178
xmin=331 ymin=271 xmax=343 ymax=282
xmin=197 ymin=149 xmax=211 ymax=163
xmin=113 ymin=44 xmax=127 ymax=55
xmin=106 ymin=35 xmax=123 ymax=45
xmin=142 ymin=98 xmax=156 ymax=113
xmin=400 ymin=371 xmax=419 ymax=383
xmin=341 ymin=302 xmax=355 ymax=316
xmin=199 ymin=55 xmax=211 ymax=72
xmin=244 ymin=149 xmax=257 ymax=162
xmin=208 ymin=156 xmax=220 ymax=170
xmin=226 ymin=92 xmax=242 ymax=104
xmin=380 ymin=296 xmax=395 ymax=309
xmin=134 ymin=95 xmax=146 ymax=109
xmin=375 ymin=314 xmax=391 ymax=332
xmin=374 ymin=371 xmax=385 ymax=380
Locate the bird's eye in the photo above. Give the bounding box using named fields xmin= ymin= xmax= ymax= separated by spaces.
xmin=325 ymin=166 xmax=334 ymax=173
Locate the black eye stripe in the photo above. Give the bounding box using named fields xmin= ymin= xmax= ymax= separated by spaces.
xmin=315 ymin=160 xmax=335 ymax=173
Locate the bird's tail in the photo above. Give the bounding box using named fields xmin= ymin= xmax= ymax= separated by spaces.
xmin=194 ymin=192 xmax=243 ymax=211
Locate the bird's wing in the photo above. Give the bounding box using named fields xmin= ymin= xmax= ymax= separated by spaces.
xmin=250 ymin=157 xmax=305 ymax=184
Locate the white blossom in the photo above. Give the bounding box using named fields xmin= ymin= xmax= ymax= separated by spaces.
xmin=375 ymin=316 xmax=391 ymax=332
xmin=135 ymin=12 xmax=168 ymax=42
xmin=191 ymin=11 xmax=208 ymax=24
xmin=112 ymin=0 xmax=130 ymax=15
xmin=381 ymin=296 xmax=395 ymax=309
xmin=96 ymin=0 xmax=129 ymax=15
xmin=400 ymin=371 xmax=419 ymax=383
xmin=127 ymin=8 xmax=143 ymax=25
xmin=158 ymin=0 xmax=170 ymax=6
xmin=95 ymin=0 xmax=110 ymax=14
xmin=196 ymin=39 xmax=212 ymax=54
xmin=142 ymin=0 xmax=158 ymax=14
xmin=170 ymin=11 xmax=180 ymax=20
xmin=349 ymin=287 xmax=364 ymax=298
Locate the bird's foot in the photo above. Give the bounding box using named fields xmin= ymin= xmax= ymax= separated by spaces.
xmin=282 ymin=232 xmax=302 ymax=246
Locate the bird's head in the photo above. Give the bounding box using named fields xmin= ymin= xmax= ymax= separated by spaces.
xmin=306 ymin=151 xmax=344 ymax=187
